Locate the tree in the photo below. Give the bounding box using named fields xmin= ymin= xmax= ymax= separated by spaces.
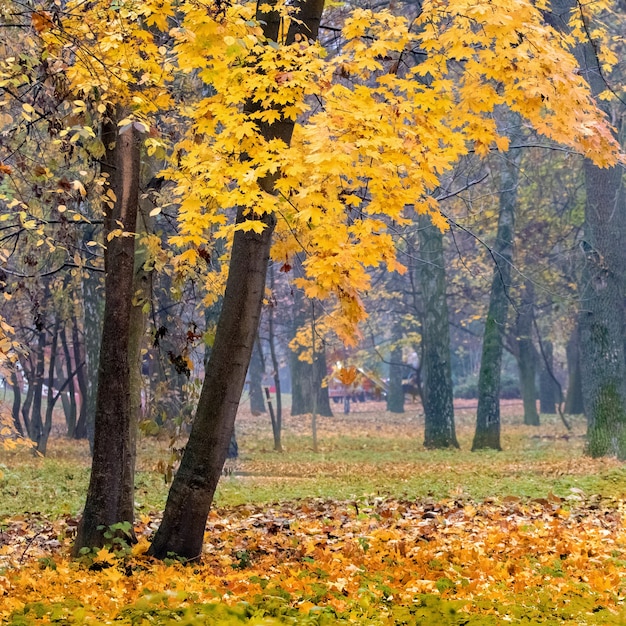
xmin=417 ymin=211 xmax=458 ymax=448
xmin=148 ymin=0 xmax=326 ymax=560
xmin=73 ymin=114 xmax=141 ymax=553
xmin=473 ymin=122 xmax=522 ymax=451
xmin=512 ymin=281 xmax=540 ymax=426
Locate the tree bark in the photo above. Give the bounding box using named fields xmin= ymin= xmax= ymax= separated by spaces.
xmin=473 ymin=128 xmax=521 ymax=451
xmin=73 ymin=111 xmax=140 ymax=553
xmin=579 ymin=157 xmax=626 ymax=457
xmin=9 ymin=369 xmax=22 ymax=436
xmin=148 ymin=0 xmax=325 ymax=560
xmin=417 ymin=212 xmax=458 ymax=447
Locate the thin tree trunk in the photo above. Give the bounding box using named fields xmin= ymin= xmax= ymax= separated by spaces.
xmin=60 ymin=324 xmax=77 ymax=438
xmin=564 ymin=325 xmax=584 ymax=415
xmin=20 ymin=355 xmax=34 ymax=439
xmin=73 ymin=110 xmax=141 ymax=553
xmin=514 ymin=282 xmax=539 ymax=425
xmin=538 ymin=339 xmax=558 ymax=414
xmin=29 ymin=328 xmax=47 ymax=446
xmin=72 ymin=315 xmax=89 ymax=439
xmin=267 ymin=269 xmax=282 ymax=451
xmin=417 ymin=212 xmax=458 ymax=448
xmin=149 ymin=0 xmax=325 ymax=560
xmin=386 ymin=340 xmax=405 ymax=414
xmin=38 ymin=320 xmax=61 ymax=455
xmin=9 ymin=369 xmax=22 ymax=436
xmin=472 ymin=125 xmax=521 ymax=451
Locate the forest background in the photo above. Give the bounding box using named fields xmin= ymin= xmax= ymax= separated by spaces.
xmin=1 ymin=0 xmax=626 ymax=622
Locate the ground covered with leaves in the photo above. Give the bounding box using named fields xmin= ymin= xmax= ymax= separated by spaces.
xmin=2 ymin=402 xmax=626 ymax=624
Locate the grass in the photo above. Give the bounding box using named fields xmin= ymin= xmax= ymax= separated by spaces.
xmin=2 ymin=399 xmax=624 ymax=517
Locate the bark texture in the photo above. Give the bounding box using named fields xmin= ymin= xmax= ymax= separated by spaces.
xmin=73 ymin=115 xmax=140 ymax=553
xmin=417 ymin=212 xmax=457 ymax=448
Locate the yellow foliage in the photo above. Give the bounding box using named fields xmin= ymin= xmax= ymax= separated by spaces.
xmin=37 ymin=0 xmax=623 ymax=342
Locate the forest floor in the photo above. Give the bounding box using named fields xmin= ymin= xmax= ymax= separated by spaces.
xmin=1 ymin=400 xmax=626 ymax=624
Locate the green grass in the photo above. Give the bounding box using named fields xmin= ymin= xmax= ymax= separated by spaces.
xmin=2 ymin=405 xmax=624 ymax=518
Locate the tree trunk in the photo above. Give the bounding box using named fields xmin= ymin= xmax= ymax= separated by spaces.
xmin=72 ymin=315 xmax=89 ymax=439
xmin=417 ymin=212 xmax=458 ymax=448
xmin=514 ymin=282 xmax=539 ymax=425
xmin=267 ymin=269 xmax=283 ymax=451
xmin=73 ymin=111 xmax=140 ymax=553
xmin=38 ymin=320 xmax=60 ymax=455
xmin=564 ymin=325 xmax=584 ymax=414
xmin=550 ymin=0 xmax=626 ymax=457
xmin=20 ymin=355 xmax=34 ymax=438
xmin=579 ymin=157 xmax=626 ymax=457
xmin=538 ymin=339 xmax=558 ymax=414
xmin=28 ymin=328 xmax=47 ymax=446
xmin=290 ymin=292 xmax=332 ymax=417
xmin=9 ymin=369 xmax=22 ymax=436
xmin=60 ymin=324 xmax=77 ymax=438
xmin=386 ymin=339 xmax=405 ymax=414
xmin=148 ymin=0 xmax=325 ymax=560
xmin=472 ymin=126 xmax=521 ymax=451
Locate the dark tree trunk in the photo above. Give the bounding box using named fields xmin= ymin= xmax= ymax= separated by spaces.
xmin=249 ymin=337 xmax=266 ymax=415
xmin=9 ymin=369 xmax=22 ymax=436
xmin=417 ymin=212 xmax=458 ymax=448
xmin=20 ymin=356 xmax=34 ymax=438
xmin=73 ymin=112 xmax=140 ymax=553
xmin=386 ymin=329 xmax=405 ymax=414
xmin=148 ymin=0 xmax=325 ymax=560
xmin=72 ymin=316 xmax=89 ymax=439
xmin=473 ymin=126 xmax=521 ymax=451
xmin=60 ymin=324 xmax=77 ymax=438
xmin=149 ymin=206 xmax=275 ymax=559
xmin=28 ymin=329 xmax=47 ymax=446
xmin=513 ymin=282 xmax=539 ymax=425
xmin=538 ymin=340 xmax=558 ymax=414
xmin=38 ymin=320 xmax=60 ymax=455
xmin=579 ymin=157 xmax=626 ymax=457
xmin=564 ymin=325 xmax=584 ymax=415
xmin=267 ymin=268 xmax=282 ymax=451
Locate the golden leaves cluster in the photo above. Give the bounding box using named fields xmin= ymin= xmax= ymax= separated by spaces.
xmin=2 ymin=496 xmax=626 ymax=622
xmin=33 ymin=0 xmax=624 ymax=342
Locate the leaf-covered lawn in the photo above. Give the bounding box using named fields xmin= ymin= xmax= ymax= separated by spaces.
xmin=1 ymin=402 xmax=626 ymax=624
